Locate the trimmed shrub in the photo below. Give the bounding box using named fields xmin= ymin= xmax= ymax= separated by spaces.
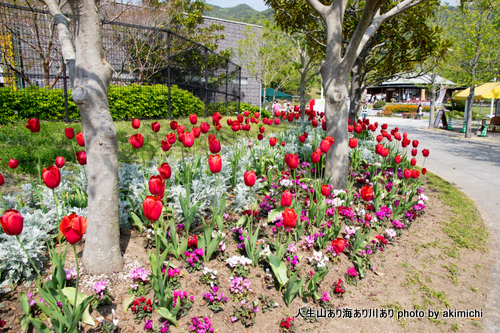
xmin=0 ymin=84 xmax=204 ymax=122
xmin=373 ymin=100 xmax=386 ymax=109
xmin=207 ymin=101 xmax=267 ymax=117
xmin=384 ymin=105 xmax=430 ymax=113
xmin=451 ymin=99 xmax=466 ymax=111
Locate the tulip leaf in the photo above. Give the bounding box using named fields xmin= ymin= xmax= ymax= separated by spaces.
xmin=236 ymin=215 xmax=247 ymax=228
xmin=269 ymin=254 xmax=288 ymax=287
xmin=61 ymin=287 xmax=94 ymax=326
xmin=267 ymin=208 xmax=284 ymax=224
xmin=130 ymin=212 xmax=144 ymax=234
xmin=157 ymin=307 xmax=178 ymax=327
xmin=123 ymin=294 xmax=135 ymax=313
xmin=20 ymin=292 xmax=30 ymax=315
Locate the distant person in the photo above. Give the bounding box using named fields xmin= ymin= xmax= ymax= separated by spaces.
xmin=417 ymin=103 xmax=423 ymax=120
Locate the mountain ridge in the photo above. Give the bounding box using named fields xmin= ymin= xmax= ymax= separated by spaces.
xmin=204 ymin=3 xmax=273 ymax=24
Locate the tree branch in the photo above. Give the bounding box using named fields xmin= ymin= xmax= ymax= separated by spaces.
xmin=305 ymin=0 xmax=328 ymax=17
xmin=42 ymin=0 xmax=75 ymax=79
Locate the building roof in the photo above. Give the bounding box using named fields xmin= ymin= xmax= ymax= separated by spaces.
xmin=378 ymin=74 xmax=456 ymax=87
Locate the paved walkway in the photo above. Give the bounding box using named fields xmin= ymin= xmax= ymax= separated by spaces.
xmin=369 ymin=116 xmax=500 ymax=332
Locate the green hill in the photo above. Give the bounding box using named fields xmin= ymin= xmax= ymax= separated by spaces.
xmin=204 ymin=4 xmax=273 ymax=24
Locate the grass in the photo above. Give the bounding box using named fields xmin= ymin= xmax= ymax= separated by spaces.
xmin=425 ymin=172 xmax=489 ymax=252
xmin=0 ymin=117 xmax=291 ymax=177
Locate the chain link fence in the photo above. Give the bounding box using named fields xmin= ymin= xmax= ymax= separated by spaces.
xmin=0 ymin=2 xmax=241 ymax=121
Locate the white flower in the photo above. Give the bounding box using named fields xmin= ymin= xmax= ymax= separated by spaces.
xmin=385 ymin=228 xmax=397 ymax=239
xmin=260 ymin=245 xmax=271 ymax=257
xmin=332 ymin=198 xmax=344 ymax=207
xmin=113 ymin=319 xmax=119 ymax=326
xmin=280 ymin=179 xmax=292 ymax=187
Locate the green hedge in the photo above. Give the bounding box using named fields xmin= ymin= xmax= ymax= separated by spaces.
xmin=451 ymin=99 xmax=466 ymax=112
xmin=207 ymin=101 xmax=270 ymax=118
xmin=0 ymin=84 xmax=205 ymax=122
xmin=373 ymin=100 xmax=386 ymax=109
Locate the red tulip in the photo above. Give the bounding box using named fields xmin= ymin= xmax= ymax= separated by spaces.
xmin=212 ymin=112 xmax=223 ymax=125
xmin=248 ymin=140 xmax=253 ymax=148
xmin=311 ymin=148 xmax=322 ymax=164
xmin=282 ymin=208 xmax=297 ymax=229
xmin=208 ymin=154 xmax=222 ymax=174
xmin=158 ymin=163 xmax=171 ymax=180
xmin=348 ymin=125 xmax=354 ymax=133
xmin=360 ymin=185 xmax=374 ymax=201
xmin=394 ymin=155 xmax=401 ymax=164
xmin=404 ymin=168 xmax=412 ymax=179
xmin=161 ymin=140 xmax=171 ymax=152
xmin=65 ymin=127 xmax=75 ymax=139
xmin=143 ymin=196 xmax=163 ymax=222
xmin=54 ymin=157 xmax=65 ymax=168
xmin=269 ymin=137 xmax=278 ymax=147
xmin=170 ymin=121 xmax=178 ymax=130
xmin=0 ymin=173 xmax=3 ymax=186
xmin=411 ymin=149 xmax=417 ymax=157
xmin=375 ymin=143 xmax=383 ymax=155
xmin=321 ymin=185 xmax=330 ymax=197
xmin=274 ymin=118 xmax=280 ymax=125
xmin=59 ymin=214 xmax=87 ymax=244
xmin=227 ymin=119 xmax=233 ymax=126
xmin=257 ymin=134 xmax=264 ymax=141
xmin=167 ymin=133 xmax=176 ymax=144
xmin=381 ymin=124 xmax=388 ymax=130
xmin=182 ymin=132 xmax=195 ymax=148
xmin=76 ymin=132 xmax=85 ymax=147
xmin=200 ymin=122 xmax=210 ymax=133
xmin=192 ymin=127 xmax=201 ymax=138
xmin=129 ymin=133 xmax=144 ymax=149
xmin=176 ymin=125 xmax=185 ymax=135
xmin=412 ymin=140 xmax=419 ymax=148
xmin=411 ymin=158 xmax=417 ymax=166
xmin=208 ymin=134 xmax=216 ymax=142
xmin=381 ymin=148 xmax=389 ymax=157
xmin=365 ymin=214 xmax=372 ymax=222
xmin=151 ymin=122 xmax=161 ymax=133
xmin=354 ymin=125 xmax=363 ymax=134
xmin=281 ymin=141 xmax=285 ymax=147
xmin=231 ymin=123 xmax=240 ymax=132
xmin=422 ymin=149 xmax=429 ymax=157
xmin=349 ymin=138 xmax=358 ymax=149
xmin=189 ymin=114 xmax=197 ymax=125
xmin=281 ymin=190 xmax=293 ymax=207
xmin=394 ymin=133 xmax=401 ymax=141
xmin=331 ymin=238 xmax=346 ymax=254
xmin=0 ymin=209 xmax=23 ymax=236
xmin=312 ymin=120 xmax=318 ymax=128
xmin=26 ymin=118 xmax=40 ymax=133
xmin=412 ymin=169 xmax=420 ymax=179
xmin=237 ymin=115 xmax=244 ymax=123
xmin=254 ymin=112 xmax=259 ymax=118
xmin=244 ymin=110 xmax=250 ymax=117
xmin=299 ymin=135 xmax=306 ymax=143
xmin=209 ymin=139 xmax=221 ymax=154
xmin=322 ymin=120 xmax=326 ymax=131
xmin=320 ymin=139 xmax=331 ymax=153
xmin=8 ymin=159 xmax=19 ymax=169
xmin=244 ymin=170 xmax=256 ymax=187
xmin=149 ymin=175 xmax=165 ymax=198
xmin=285 ymin=153 xmax=299 ymax=169
xmin=42 ymin=165 xmax=61 ymax=189
xmin=75 ymin=151 xmax=87 ymax=165
xmin=422 ymin=168 xmax=427 ymax=175
xmin=132 ymin=118 xmax=141 ymax=129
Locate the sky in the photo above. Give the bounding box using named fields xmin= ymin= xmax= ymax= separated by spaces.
xmin=206 ymin=0 xmax=269 ymax=11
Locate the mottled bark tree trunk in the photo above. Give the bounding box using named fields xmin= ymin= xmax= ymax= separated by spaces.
xmin=465 ymin=84 xmax=475 ymax=138
xmin=428 ymin=82 xmax=436 ymax=129
xmin=349 ymin=58 xmax=363 ymax=124
xmin=45 ymin=0 xmax=123 ymax=273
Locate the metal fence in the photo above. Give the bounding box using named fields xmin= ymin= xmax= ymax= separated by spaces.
xmin=0 ymin=2 xmax=241 ymax=121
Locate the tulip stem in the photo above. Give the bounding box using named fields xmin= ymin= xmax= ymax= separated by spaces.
xmin=0 ymin=190 xmax=5 ymax=214
xmin=73 ymin=244 xmax=80 ymax=313
xmin=16 ymin=236 xmax=43 ymax=282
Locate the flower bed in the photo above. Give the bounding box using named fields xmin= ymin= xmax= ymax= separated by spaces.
xmin=0 ymin=110 xmax=436 ymax=331
xmin=384 ymin=105 xmax=431 ymax=113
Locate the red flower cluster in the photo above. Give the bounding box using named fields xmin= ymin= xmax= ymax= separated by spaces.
xmin=188 ymin=235 xmax=198 ymax=248
xmin=280 ymin=317 xmax=295 ymax=329
xmin=333 ymin=278 xmax=345 ymax=294
xmin=130 ymin=297 xmax=152 ymax=314
xmin=376 ymin=235 xmax=388 ymax=246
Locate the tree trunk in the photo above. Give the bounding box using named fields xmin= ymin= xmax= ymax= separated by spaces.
xmin=322 ymin=61 xmax=350 ymax=189
xmin=428 ymin=82 xmax=436 ymax=129
xmin=300 ymin=71 xmax=307 ymax=117
xmin=67 ymin=0 xmax=123 ymax=273
xmin=465 ymin=84 xmax=475 ymax=138
xmin=349 ymin=58 xmax=363 ymax=124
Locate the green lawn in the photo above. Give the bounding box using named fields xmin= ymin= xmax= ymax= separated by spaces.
xmin=0 ymin=117 xmax=290 ymax=176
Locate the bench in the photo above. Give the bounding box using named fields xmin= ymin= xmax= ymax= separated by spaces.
xmin=489 ymin=116 xmax=500 ymax=131
xmin=377 ymin=109 xmax=392 ymax=117
xmin=402 ymin=112 xmax=418 ymax=119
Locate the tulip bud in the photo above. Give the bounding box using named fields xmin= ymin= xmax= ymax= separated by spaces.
xmin=189 ymin=114 xmax=198 ymax=125
xmin=349 ymin=138 xmax=358 ymax=149
xmin=0 ymin=209 xmax=23 ymax=236
xmin=244 ymin=170 xmax=256 ymax=187
xmin=360 ymin=185 xmax=374 ymax=201
xmin=143 ymin=196 xmax=163 ymax=222
xmin=151 ymin=122 xmax=161 ymax=133
xmin=208 ymin=154 xmax=222 ymax=174
xmin=26 ymin=118 xmax=40 ymax=133
xmin=149 ymin=175 xmax=165 ymax=198
xmin=209 ymin=139 xmax=221 ymax=154
xmin=282 ymin=208 xmax=297 ymax=228
xmin=321 ymin=185 xmax=330 ymax=197
xmin=42 ymin=165 xmax=61 ymax=189
xmin=65 ymin=127 xmax=75 ymax=139
xmin=8 ymin=159 xmax=19 ymax=169
xmin=132 ymin=118 xmax=141 ymax=129
xmin=76 ymin=151 xmax=87 ymax=165
xmin=281 ymin=190 xmax=293 ymax=207
xmin=129 ymin=133 xmax=144 ymax=149
xmin=76 ymin=132 xmax=85 ymax=147
xmin=157 ymin=163 xmax=171 ymax=180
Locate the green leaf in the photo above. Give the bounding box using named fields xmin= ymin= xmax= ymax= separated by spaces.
xmin=61 ymin=287 xmax=94 ymax=326
xmin=157 ymin=307 xmax=178 ymax=327
xmin=267 ymin=207 xmax=284 ymax=224
xmin=123 ymin=295 xmax=135 ymax=313
xmin=236 ymin=215 xmax=247 ymax=228
xmin=130 ymin=212 xmax=144 ymax=234
xmin=20 ymin=292 xmax=30 ymax=315
xmin=269 ymin=254 xmax=288 ymax=287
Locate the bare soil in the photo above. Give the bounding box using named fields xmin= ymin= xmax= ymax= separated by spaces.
xmin=0 ymin=177 xmax=492 ymax=333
